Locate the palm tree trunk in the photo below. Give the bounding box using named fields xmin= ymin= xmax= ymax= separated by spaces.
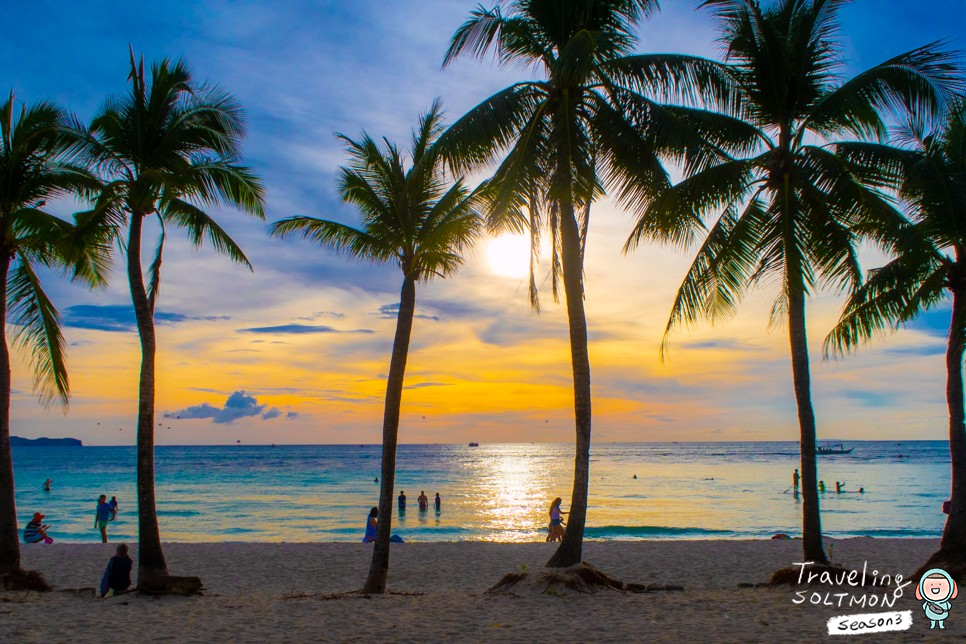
xmin=546 ymin=200 xmax=592 ymax=569
xmin=0 ymin=254 xmax=21 ymax=575
xmin=930 ymin=285 xmax=966 ymax=563
xmin=363 ymin=274 xmax=416 ymax=594
xmin=127 ymin=213 xmax=168 ymax=585
xmin=788 ymin=287 xmax=828 ymax=564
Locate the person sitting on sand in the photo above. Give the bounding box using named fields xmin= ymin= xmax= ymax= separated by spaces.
xmin=99 ymin=543 xmax=133 ymax=597
xmin=23 ymin=512 xmax=50 ymax=543
xmin=363 ymin=507 xmax=378 ymax=543
xmin=547 ymin=498 xmax=567 ymax=542
xmin=417 ymin=491 xmax=428 ymax=511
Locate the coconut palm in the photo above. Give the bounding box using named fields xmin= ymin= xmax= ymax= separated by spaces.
xmin=0 ymin=91 xmax=105 ymax=579
xmin=79 ymin=51 xmax=265 ymax=586
xmin=271 ymin=101 xmax=484 ymax=594
xmin=826 ymin=97 xmax=966 ymax=577
xmin=626 ymin=0 xmax=958 ymax=565
xmin=442 ymin=0 xmax=748 ymax=567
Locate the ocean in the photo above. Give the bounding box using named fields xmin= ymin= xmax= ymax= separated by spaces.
xmin=10 ymin=441 xmax=950 ymax=543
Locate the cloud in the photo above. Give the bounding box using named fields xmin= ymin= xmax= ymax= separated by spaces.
xmin=64 ymin=305 xmax=230 ymax=333
xmin=905 ymin=305 xmax=952 ymax=338
xmin=404 ymin=382 xmax=452 ymax=389
xmin=297 ymin=311 xmax=347 ymax=321
xmin=286 ymin=411 xmax=300 ymax=419
xmin=376 ymin=303 xmax=441 ymax=322
xmin=164 ymin=391 xmax=283 ymax=424
xmin=237 ymin=324 xmax=374 ymax=334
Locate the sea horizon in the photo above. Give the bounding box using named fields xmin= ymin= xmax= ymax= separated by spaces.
xmin=13 ymin=440 xmax=949 ymax=544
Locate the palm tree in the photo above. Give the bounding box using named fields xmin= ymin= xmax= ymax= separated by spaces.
xmin=442 ymin=0 xmax=745 ymax=567
xmin=626 ymin=0 xmax=958 ymax=565
xmin=0 ymin=91 xmax=104 ymax=579
xmin=80 ymin=50 xmax=265 ymax=586
xmin=270 ymin=101 xmax=484 ymax=594
xmin=826 ymin=97 xmax=966 ymax=578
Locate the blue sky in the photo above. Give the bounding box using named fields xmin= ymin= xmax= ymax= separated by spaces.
xmin=1 ymin=1 xmax=964 ymax=445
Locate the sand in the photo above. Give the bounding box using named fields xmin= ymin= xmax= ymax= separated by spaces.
xmin=1 ymin=538 xmax=957 ymax=642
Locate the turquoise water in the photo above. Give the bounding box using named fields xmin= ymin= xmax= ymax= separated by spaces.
xmin=10 ymin=441 xmax=951 ymax=543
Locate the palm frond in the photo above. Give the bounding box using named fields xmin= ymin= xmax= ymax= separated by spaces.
xmin=147 ymin=214 xmax=166 ymax=310
xmin=162 ymin=198 xmax=252 ymax=269
xmin=270 ymin=216 xmax=393 ymax=264
xmin=7 ymin=259 xmax=68 ymax=407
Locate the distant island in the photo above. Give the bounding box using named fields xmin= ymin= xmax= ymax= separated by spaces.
xmin=10 ymin=436 xmax=83 ymax=447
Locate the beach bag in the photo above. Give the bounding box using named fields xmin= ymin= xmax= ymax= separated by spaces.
xmin=43 ymin=536 xmax=53 ymax=544
xmin=390 ymin=534 xmax=404 ymax=543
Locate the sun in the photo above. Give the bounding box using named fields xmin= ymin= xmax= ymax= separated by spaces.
xmin=485 ymin=234 xmax=531 ymax=279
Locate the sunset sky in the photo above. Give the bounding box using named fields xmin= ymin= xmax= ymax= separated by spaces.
xmin=1 ymin=1 xmax=963 ymax=445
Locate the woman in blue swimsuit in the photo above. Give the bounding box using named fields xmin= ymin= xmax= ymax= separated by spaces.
xmin=363 ymin=507 xmax=378 ymax=543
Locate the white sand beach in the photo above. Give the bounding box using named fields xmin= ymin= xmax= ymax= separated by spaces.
xmin=2 ymin=538 xmax=955 ymax=642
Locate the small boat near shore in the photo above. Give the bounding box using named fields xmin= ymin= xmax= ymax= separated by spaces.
xmin=817 ymin=443 xmax=853 ymax=455
xmin=468 ymin=442 xmax=479 ymax=447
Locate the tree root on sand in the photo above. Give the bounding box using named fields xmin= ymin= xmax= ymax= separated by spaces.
xmin=0 ymin=569 xmax=52 ymax=592
xmin=486 ymin=562 xmax=676 ymax=596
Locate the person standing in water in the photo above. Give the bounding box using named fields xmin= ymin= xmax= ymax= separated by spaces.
xmin=95 ymin=495 xmax=112 ymax=543
xmin=792 ymin=469 xmax=800 ymax=493
xmin=43 ymin=478 xmax=52 ymax=492
xmin=434 ymin=492 xmax=441 ymax=512
xmin=363 ymin=507 xmax=378 ymax=543
xmin=417 ymin=491 xmax=429 ymax=511
xmin=398 ymin=490 xmax=406 ymax=512
xmin=109 ymin=496 xmax=119 ymax=520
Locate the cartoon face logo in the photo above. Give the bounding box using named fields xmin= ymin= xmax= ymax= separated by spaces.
xmin=916 ymin=568 xmax=959 ymax=630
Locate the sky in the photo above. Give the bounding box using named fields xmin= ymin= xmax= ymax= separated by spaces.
xmin=1 ymin=0 xmax=964 ymax=445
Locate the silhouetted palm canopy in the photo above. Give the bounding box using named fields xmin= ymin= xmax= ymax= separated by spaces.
xmin=80 ymin=51 xmax=265 ymax=585
xmin=826 ymin=98 xmax=966 ymax=577
xmin=626 ymin=0 xmax=959 ymax=564
xmin=0 ymin=92 xmax=103 ymax=576
xmin=274 ymin=105 xmax=483 ymax=282
xmin=443 ymin=0 xmax=748 ymax=568
xmin=271 ymin=101 xmax=484 ymax=593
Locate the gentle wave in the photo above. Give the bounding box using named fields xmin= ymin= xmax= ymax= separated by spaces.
xmin=584 ymin=525 xmax=736 ymax=539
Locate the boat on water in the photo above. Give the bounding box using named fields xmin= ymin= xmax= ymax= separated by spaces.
xmin=468 ymin=442 xmax=479 ymax=447
xmin=817 ymin=443 xmax=853 ymax=455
